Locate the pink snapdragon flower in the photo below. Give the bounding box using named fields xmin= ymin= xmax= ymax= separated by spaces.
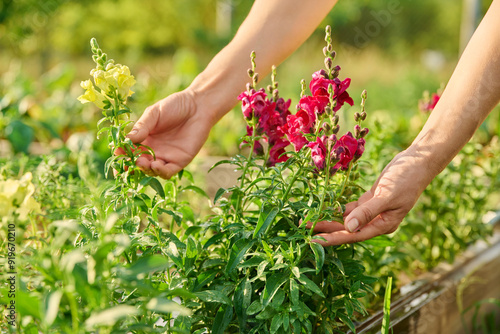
xmin=332 ymin=132 xmax=362 ymax=170
xmin=238 ymin=88 xmax=268 ymax=119
xmin=268 ymin=139 xmax=289 ymax=166
xmin=260 ymin=98 xmax=290 ymax=144
xmin=309 ymin=70 xmax=354 ymax=112
xmin=307 ymin=135 xmax=329 ymax=170
xmin=298 ymin=95 xmax=329 ymax=117
xmin=282 ymin=109 xmax=315 ymax=151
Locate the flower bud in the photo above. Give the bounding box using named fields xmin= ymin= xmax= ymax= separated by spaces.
xmin=354 ymin=124 xmax=361 ymax=138
xmin=90 ymin=37 xmax=99 ymax=51
xmin=247 ymin=69 xmax=254 ymax=78
xmin=332 ymin=124 xmax=340 ymax=134
xmin=360 ymin=127 xmax=369 ymax=138
xmin=319 ymin=69 xmax=329 ymax=79
xmin=361 ymin=89 xmax=367 ymax=100
xmin=332 ymin=114 xmax=339 ymax=125
xmin=354 ymin=112 xmax=361 ymax=122
xmin=325 ymin=25 xmax=332 ymax=36
xmin=330 ymin=50 xmax=337 ymax=60
xmin=252 ymin=73 xmax=259 ymax=83
xmin=323 ymin=46 xmax=329 ymax=57
xmin=246 ymin=83 xmax=252 ymax=91
xmin=325 ymin=105 xmax=332 ymax=115
xmin=267 ymin=84 xmax=273 ymax=94
xmin=332 ymin=65 xmax=341 ymax=78
xmin=273 ymin=89 xmax=279 ymax=101
xmin=324 ymin=57 xmax=333 ymax=70
xmin=360 ymin=111 xmax=367 ymax=121
xmin=322 ymin=122 xmax=331 ymax=132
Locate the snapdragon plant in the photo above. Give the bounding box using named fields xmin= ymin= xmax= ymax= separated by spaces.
xmin=171 ymin=26 xmax=375 ymax=334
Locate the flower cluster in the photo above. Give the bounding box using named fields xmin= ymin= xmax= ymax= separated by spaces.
xmin=78 ymin=38 xmax=136 ymax=109
xmin=239 ymin=27 xmax=368 ymax=175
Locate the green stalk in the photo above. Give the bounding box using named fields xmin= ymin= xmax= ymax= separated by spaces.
xmin=235 ymin=122 xmax=257 ymax=217
xmin=310 ymin=151 xmax=332 ymax=236
xmin=281 ymin=159 xmax=304 ymax=203
xmin=66 ymin=290 xmax=79 ymax=332
xmin=338 ymin=162 xmax=353 ymax=199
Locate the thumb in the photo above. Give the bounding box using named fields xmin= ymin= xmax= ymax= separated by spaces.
xmin=344 ymin=197 xmax=388 ymax=233
xmin=127 ymin=107 xmax=158 ymax=144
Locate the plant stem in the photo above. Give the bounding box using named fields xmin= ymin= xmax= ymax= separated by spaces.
xmin=236 ymin=123 xmax=257 ymax=216
xmin=338 ymin=162 xmax=353 ymax=199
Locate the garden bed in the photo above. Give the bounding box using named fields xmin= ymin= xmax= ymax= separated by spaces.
xmin=355 ymin=215 xmax=500 ymax=334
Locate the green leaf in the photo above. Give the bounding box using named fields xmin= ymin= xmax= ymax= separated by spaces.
xmin=214 ymin=187 xmax=227 ymax=204
xmin=241 ymin=255 xmax=266 ymax=268
xmin=247 ymin=300 xmax=263 ymax=315
xmin=331 ymin=256 xmax=345 ymax=275
xmin=262 ymin=274 xmax=288 ymax=307
xmin=104 ymin=155 xmax=119 ymax=176
xmin=5 ymin=119 xmax=34 ymax=154
xmin=290 ymin=279 xmax=299 ymax=306
xmin=283 ymin=312 xmax=290 ymax=332
xmin=212 ymin=305 xmax=234 ymax=334
xmin=362 ymin=235 xmax=395 ymax=247
xmin=141 ymin=177 xmax=165 ymax=199
xmin=16 ymin=287 xmax=41 ymax=319
xmin=337 ymin=312 xmax=356 ymax=333
xmin=186 ymin=237 xmax=197 ymax=259
xmin=310 ymin=242 xmax=325 ymax=274
xmin=166 ymin=241 xmax=183 ymax=268
xmin=381 ymin=276 xmax=393 ymax=334
xmin=289 ymin=267 xmax=299 ymax=279
xmin=270 ymin=313 xmax=283 ymax=333
xmin=297 ymin=274 xmax=325 ymax=297
xmin=146 ymin=298 xmax=191 ymax=316
xmin=234 ymin=277 xmax=252 ymax=326
xmin=194 ymin=290 xmax=232 ymax=305
xmin=208 ymin=159 xmax=235 ymax=173
xmin=85 ymin=305 xmax=139 ymax=328
xmin=203 ymin=232 xmax=226 ymax=249
xmin=43 ymin=290 xmax=62 ymax=326
xmin=225 ymin=239 xmax=255 ymax=275
xmin=123 ymin=255 xmax=169 ymax=278
xmin=253 ymin=204 xmax=279 ymax=239
xmin=183 ymin=185 xmax=209 ymax=198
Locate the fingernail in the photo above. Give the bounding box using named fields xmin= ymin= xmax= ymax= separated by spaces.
xmin=347 ymin=218 xmax=359 ymax=232
xmin=129 ymin=128 xmax=138 ymax=135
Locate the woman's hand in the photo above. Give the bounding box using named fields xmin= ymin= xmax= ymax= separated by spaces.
xmin=309 ymin=148 xmax=436 ymax=246
xmin=124 ymin=89 xmax=214 ymax=179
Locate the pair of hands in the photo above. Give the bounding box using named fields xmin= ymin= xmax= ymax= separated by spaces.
xmin=126 ymin=90 xmax=429 ymax=246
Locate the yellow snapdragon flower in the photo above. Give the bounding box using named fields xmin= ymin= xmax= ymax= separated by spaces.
xmin=77 ymin=79 xmax=107 ymax=108
xmin=0 ymin=172 xmax=41 ymax=221
xmin=90 ymin=64 xmax=135 ymax=100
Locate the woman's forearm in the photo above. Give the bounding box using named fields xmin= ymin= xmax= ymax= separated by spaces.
xmin=411 ymin=0 xmax=500 ymax=179
xmin=189 ymin=0 xmax=337 ymax=126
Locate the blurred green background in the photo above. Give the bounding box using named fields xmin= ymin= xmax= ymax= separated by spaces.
xmin=0 ymin=0 xmax=497 ymax=159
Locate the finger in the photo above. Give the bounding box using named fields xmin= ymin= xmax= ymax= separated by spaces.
xmin=305 ymin=220 xmax=345 ymax=233
xmin=151 ymin=160 xmax=183 ymax=180
xmin=344 ymin=189 xmax=375 ymax=218
xmin=114 ymin=147 xmax=126 ymax=156
xmin=344 ymin=196 xmax=389 ymax=233
xmin=127 ymin=106 xmax=159 ymax=144
xmin=136 ymin=155 xmax=154 ymax=172
xmin=312 ymin=216 xmax=391 ymax=246
xmin=343 ymin=200 xmax=358 ymax=217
